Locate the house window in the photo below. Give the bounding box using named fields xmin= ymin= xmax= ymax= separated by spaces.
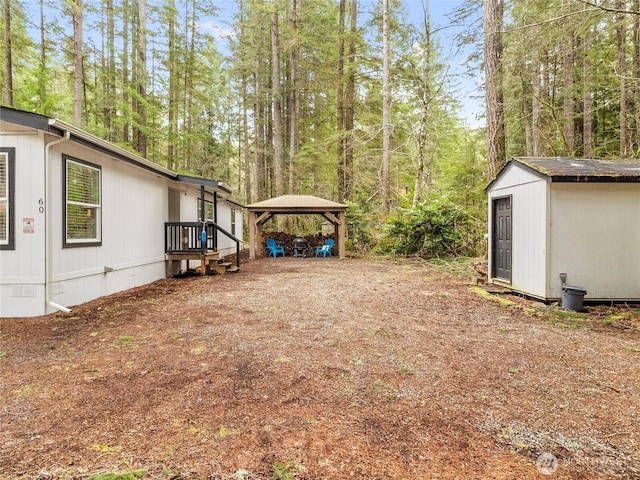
xmin=0 ymin=148 xmax=15 ymax=250
xmin=200 ymin=199 xmax=214 ymax=221
xmin=231 ymin=209 xmax=236 ymax=236
xmin=64 ymin=156 xmax=102 ymax=246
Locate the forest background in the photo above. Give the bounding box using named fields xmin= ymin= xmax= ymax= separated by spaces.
xmin=1 ymin=0 xmax=639 ymax=258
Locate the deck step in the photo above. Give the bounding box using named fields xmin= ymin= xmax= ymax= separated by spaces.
xmin=206 ymin=260 xmax=239 ymax=275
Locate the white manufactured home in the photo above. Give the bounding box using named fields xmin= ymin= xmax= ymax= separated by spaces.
xmin=486 ymin=157 xmax=640 ymax=303
xmin=0 ymin=107 xmax=243 ymax=318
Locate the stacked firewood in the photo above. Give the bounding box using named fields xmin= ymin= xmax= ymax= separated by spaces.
xmin=262 ymin=231 xmax=334 ymax=256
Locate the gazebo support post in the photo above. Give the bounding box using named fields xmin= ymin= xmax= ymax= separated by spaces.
xmin=249 ymin=211 xmax=257 ymax=259
xmin=338 ymin=211 xmax=346 ymax=259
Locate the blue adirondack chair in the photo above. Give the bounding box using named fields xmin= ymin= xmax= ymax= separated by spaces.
xmin=266 ymin=238 xmax=285 ymax=257
xmin=315 ymin=238 xmax=334 ymax=257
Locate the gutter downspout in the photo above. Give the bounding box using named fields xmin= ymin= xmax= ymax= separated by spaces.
xmin=44 ymin=129 xmax=72 ymax=314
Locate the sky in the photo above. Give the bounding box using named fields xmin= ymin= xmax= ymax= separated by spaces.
xmin=211 ymin=0 xmax=485 ymax=129
xmin=409 ymin=0 xmax=485 ymax=128
xmin=28 ymin=0 xmax=485 ymax=129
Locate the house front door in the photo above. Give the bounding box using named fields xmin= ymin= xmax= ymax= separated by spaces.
xmin=492 ymin=196 xmax=512 ymax=282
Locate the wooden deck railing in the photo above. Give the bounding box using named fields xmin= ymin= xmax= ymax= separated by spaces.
xmin=164 ymin=222 xmax=242 ymax=269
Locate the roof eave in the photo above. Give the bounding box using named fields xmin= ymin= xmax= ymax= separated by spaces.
xmin=548 ymin=175 xmax=640 ymax=183
xmin=176 ymin=175 xmax=233 ymax=196
xmin=2 ymin=107 xmax=233 ymax=194
xmin=486 ymin=158 xmax=640 ymax=193
xmin=49 ymin=119 xmax=236 ymax=194
xmin=48 ymin=118 xmax=177 ymax=179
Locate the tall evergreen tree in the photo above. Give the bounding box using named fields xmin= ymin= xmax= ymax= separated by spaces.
xmin=71 ymin=0 xmax=84 ymax=125
xmin=271 ymin=0 xmax=284 ymax=197
xmin=484 ymin=0 xmax=505 ymax=179
xmin=381 ymin=0 xmax=391 ymax=215
xmin=3 ymin=0 xmax=14 ymax=106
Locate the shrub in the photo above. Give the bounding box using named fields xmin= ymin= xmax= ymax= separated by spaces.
xmin=379 ymin=195 xmax=473 ymax=258
xmin=345 ymin=200 xmax=374 ymax=253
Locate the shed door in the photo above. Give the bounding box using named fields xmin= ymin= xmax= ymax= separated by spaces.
xmin=492 ymin=197 xmax=512 ymax=282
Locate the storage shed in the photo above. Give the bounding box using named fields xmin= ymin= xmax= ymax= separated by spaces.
xmin=485 ymin=157 xmax=640 ymax=302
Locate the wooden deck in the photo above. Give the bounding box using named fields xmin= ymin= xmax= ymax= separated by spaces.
xmin=166 ymin=251 xmax=239 ymax=277
xmin=165 ymin=222 xmax=242 ymax=276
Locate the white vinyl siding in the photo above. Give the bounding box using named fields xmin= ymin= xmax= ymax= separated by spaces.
xmin=65 ymin=157 xmax=102 ymax=245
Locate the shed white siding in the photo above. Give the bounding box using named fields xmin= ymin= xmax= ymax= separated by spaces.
xmin=549 ymin=183 xmax=640 ymax=300
xmin=488 ymin=161 xmax=541 ymax=192
xmin=488 ymin=163 xmax=549 ymax=299
xmin=488 ymin=157 xmax=640 ymax=302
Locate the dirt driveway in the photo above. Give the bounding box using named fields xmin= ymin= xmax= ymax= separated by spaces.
xmin=1 ymin=257 xmax=639 ymax=479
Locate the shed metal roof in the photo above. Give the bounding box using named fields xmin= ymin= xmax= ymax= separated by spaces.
xmin=487 ymin=157 xmax=640 ymax=191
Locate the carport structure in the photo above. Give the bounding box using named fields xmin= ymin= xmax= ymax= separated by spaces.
xmin=246 ymin=195 xmax=348 ymax=259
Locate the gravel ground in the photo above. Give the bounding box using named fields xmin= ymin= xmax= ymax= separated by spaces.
xmin=1 ymin=256 xmax=639 ymax=479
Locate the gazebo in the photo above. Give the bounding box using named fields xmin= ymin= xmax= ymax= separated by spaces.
xmin=246 ymin=195 xmax=348 ymax=259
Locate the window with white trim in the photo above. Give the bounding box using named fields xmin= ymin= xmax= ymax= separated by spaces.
xmin=0 ymin=148 xmax=15 ymax=250
xmin=64 ymin=156 xmax=102 ymax=246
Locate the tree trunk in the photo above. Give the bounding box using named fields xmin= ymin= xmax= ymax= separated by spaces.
xmin=243 ymin=73 xmax=252 ymax=205
xmin=239 ymin=0 xmax=252 ymax=205
xmin=616 ymin=0 xmax=631 ymax=157
xmin=122 ymin=0 xmax=130 ymax=143
xmin=105 ymin=0 xmax=115 ymax=141
xmin=583 ymin=34 xmax=593 ymax=158
xmin=412 ymin=0 xmax=430 ymax=208
xmin=483 ymin=0 xmax=506 ymax=179
xmin=523 ymin=95 xmax=532 ymax=156
xmin=38 ymin=0 xmax=46 ymax=107
xmin=634 ymin=0 xmax=640 ymax=152
xmin=344 ymin=0 xmax=356 ymax=202
xmin=255 ymin=69 xmax=267 ymax=201
xmin=562 ymin=0 xmax=574 ymax=156
xmin=167 ymin=0 xmax=177 ymax=170
xmin=531 ymin=31 xmax=541 ymax=157
xmin=3 ymin=0 xmax=13 ymax=106
xmin=135 ymin=0 xmax=147 ymax=157
xmin=271 ymin=1 xmax=284 ymax=197
xmin=183 ymin=0 xmax=196 ymax=170
xmin=288 ymin=0 xmax=299 ymax=194
xmin=72 ymin=0 xmax=84 ymax=125
xmin=381 ymin=0 xmax=391 ymax=215
xmin=337 ymin=0 xmax=346 ymax=201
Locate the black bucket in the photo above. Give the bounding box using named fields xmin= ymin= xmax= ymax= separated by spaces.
xmin=561 ymin=286 xmax=587 ymax=312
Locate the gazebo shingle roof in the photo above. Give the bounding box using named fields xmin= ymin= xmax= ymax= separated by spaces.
xmin=246 ymin=195 xmax=347 ymax=212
